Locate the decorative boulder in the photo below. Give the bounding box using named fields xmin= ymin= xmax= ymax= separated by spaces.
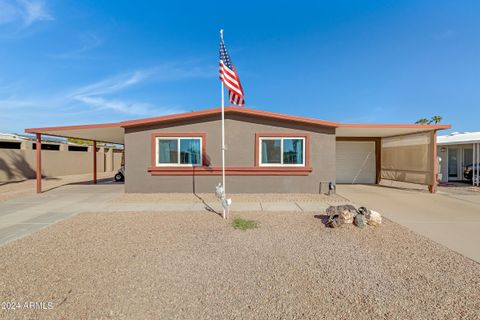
xmin=326 ymin=214 xmax=343 ymax=228
xmin=338 ymin=208 xmax=355 ymax=224
xmin=354 ymin=213 xmax=366 ymax=228
xmin=366 ymin=210 xmax=382 ymax=226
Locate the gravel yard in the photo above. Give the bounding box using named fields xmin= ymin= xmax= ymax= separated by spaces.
xmin=0 ymin=212 xmax=479 ymax=319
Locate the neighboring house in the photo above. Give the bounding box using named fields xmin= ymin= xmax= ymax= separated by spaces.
xmin=437 ymin=132 xmax=480 ymax=185
xmin=0 ymin=132 xmax=123 ymax=182
xmin=25 ymin=107 xmax=449 ymax=193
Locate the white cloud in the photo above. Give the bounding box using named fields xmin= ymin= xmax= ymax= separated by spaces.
xmin=70 ymin=64 xmax=215 ymax=115
xmin=17 ymin=0 xmax=52 ymax=26
xmin=71 ymin=70 xmax=188 ymax=116
xmin=74 ymin=96 xmax=172 ymax=116
xmin=71 ymin=70 xmax=186 ymax=116
xmin=0 ymin=0 xmax=52 ymax=27
xmin=72 ymin=71 xmax=150 ymax=97
xmin=0 ymin=62 xmax=214 ymax=132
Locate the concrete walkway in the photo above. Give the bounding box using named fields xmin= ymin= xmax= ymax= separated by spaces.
xmin=337 ymin=184 xmax=480 ymax=263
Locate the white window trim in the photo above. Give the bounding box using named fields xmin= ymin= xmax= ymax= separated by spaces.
xmin=259 ymin=137 xmax=306 ymax=167
xmin=155 ymin=137 xmax=203 ymax=167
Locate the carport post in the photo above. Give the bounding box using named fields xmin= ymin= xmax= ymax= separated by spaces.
xmin=428 ymin=130 xmax=437 ymax=193
xmin=36 ymin=133 xmax=42 ymax=193
xmin=93 ymin=140 xmax=97 ymax=184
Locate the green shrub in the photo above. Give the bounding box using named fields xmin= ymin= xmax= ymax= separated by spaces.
xmin=232 ymin=218 xmax=257 ymax=231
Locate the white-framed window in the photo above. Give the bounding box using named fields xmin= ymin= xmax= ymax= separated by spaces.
xmin=156 ymin=137 xmax=202 ymax=166
xmin=259 ymin=137 xmax=305 ymax=166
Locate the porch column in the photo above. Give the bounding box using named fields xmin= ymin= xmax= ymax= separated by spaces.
xmin=93 ymin=140 xmax=97 ymax=184
xmin=474 ymin=143 xmax=479 ymax=187
xmin=473 ymin=143 xmax=476 ymax=187
xmin=477 ymin=143 xmax=480 ymax=186
xmin=36 ymin=133 xmax=42 ymax=193
xmin=428 ymin=130 xmax=437 ymax=193
xmin=478 ymin=143 xmax=480 ymax=186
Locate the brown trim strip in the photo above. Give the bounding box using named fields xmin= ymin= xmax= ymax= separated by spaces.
xmin=147 ymin=166 xmax=313 ymax=176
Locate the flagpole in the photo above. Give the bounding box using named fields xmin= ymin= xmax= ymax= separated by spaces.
xmin=220 ymin=29 xmax=227 ymax=219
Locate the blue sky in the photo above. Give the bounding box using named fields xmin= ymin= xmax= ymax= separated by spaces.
xmin=1 ymin=0 xmax=479 ymax=134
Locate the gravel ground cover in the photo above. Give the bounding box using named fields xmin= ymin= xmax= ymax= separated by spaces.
xmin=113 ymin=192 xmax=347 ymax=203
xmin=0 ymin=212 xmax=479 ymax=320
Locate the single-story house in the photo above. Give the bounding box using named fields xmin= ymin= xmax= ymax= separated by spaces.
xmin=25 ymin=107 xmax=450 ymax=193
xmin=437 ymin=132 xmax=480 ymax=185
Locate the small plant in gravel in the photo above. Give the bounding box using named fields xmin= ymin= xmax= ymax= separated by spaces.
xmin=232 ymin=217 xmax=257 ymax=230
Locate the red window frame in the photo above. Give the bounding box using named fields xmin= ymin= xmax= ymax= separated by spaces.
xmin=254 ymin=133 xmax=310 ymax=168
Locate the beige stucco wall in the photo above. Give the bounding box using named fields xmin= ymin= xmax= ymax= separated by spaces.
xmin=0 ymin=141 xmax=121 ymax=182
xmin=124 ymin=113 xmax=336 ymax=193
xmin=381 ymin=131 xmax=435 ymax=185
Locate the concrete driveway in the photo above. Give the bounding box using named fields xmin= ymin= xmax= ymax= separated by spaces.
xmin=0 ymin=182 xmax=124 ymax=246
xmin=337 ymin=184 xmax=480 ymax=263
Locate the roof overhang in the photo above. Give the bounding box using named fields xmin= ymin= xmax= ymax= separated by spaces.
xmin=437 ymin=132 xmax=480 ymax=145
xmin=437 ymin=140 xmax=480 ymax=146
xmin=24 ymin=107 xmax=338 ymax=144
xmin=336 ymin=123 xmax=451 ymax=138
xmin=25 ymin=123 xmax=125 ymax=144
xmin=24 ymin=107 xmax=451 ymax=143
xmin=120 ymin=107 xmax=339 ymax=128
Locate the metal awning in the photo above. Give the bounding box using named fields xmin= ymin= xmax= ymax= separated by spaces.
xmin=25 ymin=123 xmax=125 ymax=144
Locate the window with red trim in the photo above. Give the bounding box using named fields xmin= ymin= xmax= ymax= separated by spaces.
xmin=255 ymin=133 xmax=310 ymax=167
xmin=151 ymin=133 xmax=206 ymax=167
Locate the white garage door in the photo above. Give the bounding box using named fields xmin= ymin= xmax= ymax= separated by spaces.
xmin=336 ymin=141 xmax=376 ymax=184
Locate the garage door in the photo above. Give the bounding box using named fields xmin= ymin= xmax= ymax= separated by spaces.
xmin=336 ymin=141 xmax=376 ymax=184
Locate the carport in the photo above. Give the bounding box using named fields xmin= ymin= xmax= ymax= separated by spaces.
xmin=25 ymin=123 xmax=125 ymax=193
xmin=335 ymin=123 xmax=450 ymax=192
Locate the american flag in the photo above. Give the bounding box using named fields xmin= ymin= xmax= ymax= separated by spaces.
xmin=219 ymin=35 xmax=245 ymax=106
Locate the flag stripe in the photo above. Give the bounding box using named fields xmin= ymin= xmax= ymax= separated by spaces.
xmin=220 ymin=73 xmax=243 ymax=96
xmin=219 ymin=66 xmax=239 ymax=86
xmin=220 ymin=61 xmax=236 ymax=77
xmin=219 ymin=37 xmax=245 ymax=106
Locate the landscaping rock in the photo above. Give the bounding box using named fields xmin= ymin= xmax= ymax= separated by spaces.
xmin=354 ymin=213 xmax=366 ymax=228
xmin=338 ymin=209 xmax=355 ymax=224
xmin=366 ymin=210 xmax=382 ymax=226
xmin=326 ymin=214 xmax=343 ymax=228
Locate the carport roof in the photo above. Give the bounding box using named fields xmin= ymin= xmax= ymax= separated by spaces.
xmin=25 ymin=107 xmax=450 ymax=143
